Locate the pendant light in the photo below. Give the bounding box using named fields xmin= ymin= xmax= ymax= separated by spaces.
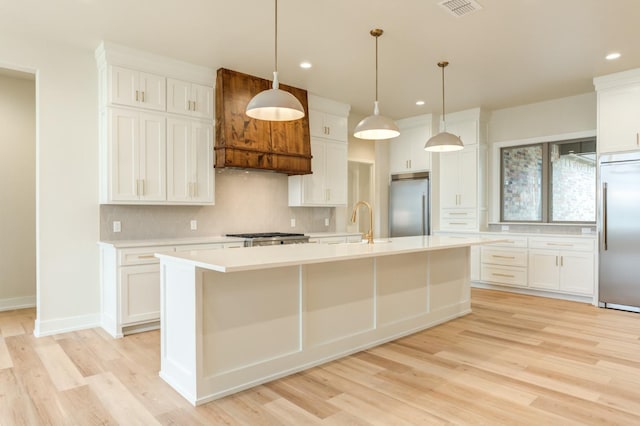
xmin=424 ymin=61 xmax=464 ymax=152
xmin=353 ymin=29 xmax=400 ymax=140
xmin=246 ymin=0 xmax=305 ymax=121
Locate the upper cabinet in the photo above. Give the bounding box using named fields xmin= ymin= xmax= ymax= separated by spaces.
xmin=215 ymin=68 xmax=312 ymax=175
xmin=389 ymin=114 xmax=432 ymax=174
xmin=96 ymin=41 xmax=215 ymax=205
xmin=109 ymin=66 xmax=166 ymax=111
xmin=288 ymin=95 xmax=350 ymax=207
xmin=594 ymin=69 xmax=640 ymax=154
xmin=167 ymin=78 xmax=214 ymax=119
xmin=436 ymin=108 xmax=489 ymax=232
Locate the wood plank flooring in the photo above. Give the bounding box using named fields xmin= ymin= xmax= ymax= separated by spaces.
xmin=1 ymin=289 xmax=640 ymax=425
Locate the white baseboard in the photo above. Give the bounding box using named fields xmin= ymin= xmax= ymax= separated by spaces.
xmin=34 ymin=313 xmax=101 ymax=337
xmin=0 ymin=295 xmax=36 ymax=312
xmin=471 ymin=281 xmax=593 ymax=304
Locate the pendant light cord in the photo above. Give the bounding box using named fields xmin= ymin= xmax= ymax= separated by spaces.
xmin=441 ymin=64 xmax=445 ymax=127
xmin=274 ymin=0 xmax=278 ymax=73
xmin=375 ymin=34 xmax=378 ymax=102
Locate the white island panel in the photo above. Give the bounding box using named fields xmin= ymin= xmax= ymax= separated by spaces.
xmin=202 ymin=266 xmax=301 ymax=376
xmin=305 ymin=258 xmax=375 ymax=347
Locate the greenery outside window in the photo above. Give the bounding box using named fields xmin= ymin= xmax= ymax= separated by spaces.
xmin=500 ymin=138 xmax=596 ymax=223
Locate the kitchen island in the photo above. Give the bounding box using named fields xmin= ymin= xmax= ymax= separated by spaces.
xmin=156 ymin=235 xmax=505 ymax=405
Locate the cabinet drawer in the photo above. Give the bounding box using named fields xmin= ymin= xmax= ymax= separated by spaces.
xmin=175 ymin=243 xmax=225 ymax=252
xmin=485 ymin=236 xmax=528 ymax=249
xmin=441 ymin=209 xmax=476 ymax=219
xmin=528 ymin=238 xmax=594 ymax=252
xmin=441 ymin=218 xmax=477 ymax=230
xmin=119 ymin=246 xmax=174 ymax=266
xmin=481 ymin=248 xmax=527 ymax=267
xmin=481 ymin=265 xmax=527 ymax=287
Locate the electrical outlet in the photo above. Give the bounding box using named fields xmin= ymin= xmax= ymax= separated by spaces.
xmin=581 ymin=227 xmax=592 ymax=234
xmin=190 ymin=220 xmax=197 ymax=231
xmin=290 ymin=218 xmax=296 ymax=228
xmin=324 ymin=218 xmax=330 ymax=227
xmin=501 ymin=225 xmax=509 ymax=231
xmin=113 ymin=221 xmax=121 ymax=233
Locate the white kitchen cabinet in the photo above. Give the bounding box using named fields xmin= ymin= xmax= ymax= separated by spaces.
xmin=109 ymin=66 xmax=166 ymax=111
xmin=167 ymin=118 xmax=214 ymax=204
xmin=308 ymin=234 xmax=362 ymax=244
xmin=309 ymin=110 xmax=348 ymax=142
xmin=594 ymin=69 xmax=640 ymax=154
xmin=100 ymin=239 xmax=244 ymax=338
xmin=105 ymin=108 xmax=166 ymax=203
xmin=479 ymin=236 xmax=528 ymax=288
xmin=167 ymin=78 xmax=214 ymax=119
xmin=439 ymin=145 xmax=479 ymax=230
xmin=289 ymin=138 xmax=347 ymax=206
xmin=289 ymin=96 xmax=350 ymax=207
xmin=389 ymin=115 xmax=432 ymax=173
xmin=528 ymin=237 xmax=595 ymax=295
xmin=96 ymin=43 xmax=217 ymax=205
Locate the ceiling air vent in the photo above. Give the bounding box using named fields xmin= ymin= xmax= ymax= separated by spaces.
xmin=438 ymin=0 xmax=482 ymax=17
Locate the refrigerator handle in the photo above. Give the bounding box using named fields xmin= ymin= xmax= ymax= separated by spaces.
xmin=422 ymin=194 xmax=426 ymax=235
xmin=603 ymin=182 xmax=608 ymax=251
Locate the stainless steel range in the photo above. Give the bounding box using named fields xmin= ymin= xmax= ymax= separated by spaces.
xmin=226 ymin=232 xmax=310 ymax=247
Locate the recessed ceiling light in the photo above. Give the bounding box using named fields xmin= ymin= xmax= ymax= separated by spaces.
xmin=300 ymin=62 xmax=312 ymax=69
xmin=416 ymin=100 xmax=425 ymax=106
xmin=606 ymin=52 xmax=621 ymax=60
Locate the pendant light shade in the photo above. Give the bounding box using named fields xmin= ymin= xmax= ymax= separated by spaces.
xmin=246 ymin=0 xmax=305 ymax=122
xmin=425 ymin=61 xmax=464 ymax=152
xmin=354 ymin=29 xmax=400 ymax=140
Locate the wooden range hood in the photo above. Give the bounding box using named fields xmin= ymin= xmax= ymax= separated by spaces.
xmin=215 ymin=68 xmax=312 ymax=175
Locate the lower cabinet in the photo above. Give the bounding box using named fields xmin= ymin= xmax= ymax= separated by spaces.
xmin=474 ymin=234 xmax=596 ymax=300
xmin=528 ymin=248 xmax=594 ymax=295
xmin=99 ymin=240 xmax=244 ymax=338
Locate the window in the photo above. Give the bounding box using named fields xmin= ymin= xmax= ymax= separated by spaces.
xmin=501 ymin=138 xmax=596 ymax=223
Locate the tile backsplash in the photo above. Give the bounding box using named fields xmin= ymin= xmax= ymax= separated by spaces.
xmin=100 ymin=169 xmax=335 ymax=240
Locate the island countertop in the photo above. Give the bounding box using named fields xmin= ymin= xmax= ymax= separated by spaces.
xmin=156 ymin=235 xmax=506 ymax=273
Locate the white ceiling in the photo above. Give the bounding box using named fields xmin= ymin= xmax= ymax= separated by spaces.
xmin=2 ymin=0 xmax=639 ymax=118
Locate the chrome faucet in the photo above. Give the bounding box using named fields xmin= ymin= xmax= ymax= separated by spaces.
xmin=351 ymin=201 xmax=374 ymax=244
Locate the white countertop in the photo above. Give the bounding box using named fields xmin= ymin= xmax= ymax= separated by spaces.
xmin=435 ymin=230 xmax=597 ymax=239
xmin=98 ymin=236 xmax=247 ymax=248
xmin=156 ymin=235 xmax=507 ymax=273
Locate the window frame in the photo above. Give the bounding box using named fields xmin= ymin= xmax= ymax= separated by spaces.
xmin=492 ymin=131 xmax=597 ymax=225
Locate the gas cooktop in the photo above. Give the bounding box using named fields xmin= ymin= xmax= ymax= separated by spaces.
xmin=226 ymin=232 xmax=305 ymax=238
xmin=226 ymin=232 xmax=309 ymax=247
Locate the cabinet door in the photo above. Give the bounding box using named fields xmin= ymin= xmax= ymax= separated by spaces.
xmin=138 ymin=72 xmax=166 ymax=111
xmin=138 ymin=113 xmax=166 ymax=201
xmin=447 ymin=120 xmax=478 ymax=146
xmin=192 ymin=83 xmax=214 ymax=119
xmin=166 ymin=118 xmax=191 ymax=202
xmin=323 ymin=113 xmax=348 ymax=142
xmin=191 ymin=121 xmax=214 ymax=203
xmin=389 ymin=134 xmax=413 ymax=173
xmin=166 ymin=78 xmax=192 ymax=115
xmin=324 ymin=141 xmax=348 ymax=205
xmin=167 ymin=119 xmax=214 ymax=203
xmin=439 ymin=151 xmax=459 ymax=208
xmin=559 ymin=251 xmax=594 ymax=295
xmin=120 ymin=264 xmax=160 ymax=325
xmin=302 ymin=139 xmax=327 ymax=204
xmin=458 ymin=146 xmax=477 ymax=208
xmin=409 ymin=126 xmax=431 ymax=171
xmin=109 ymin=108 xmax=140 ymax=201
xmin=110 ymin=66 xmax=139 ymax=107
xmin=528 ymin=250 xmax=559 ymax=290
xmin=598 ymin=86 xmax=640 ymax=153
xmin=309 ymin=111 xmax=325 ymax=139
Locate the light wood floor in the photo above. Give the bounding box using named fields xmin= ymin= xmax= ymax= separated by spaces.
xmin=2 ymin=289 xmax=640 ymax=425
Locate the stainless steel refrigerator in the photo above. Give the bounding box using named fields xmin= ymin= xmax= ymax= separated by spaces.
xmin=389 ymin=172 xmax=430 ymax=237
xmin=599 ymin=151 xmax=640 ymax=312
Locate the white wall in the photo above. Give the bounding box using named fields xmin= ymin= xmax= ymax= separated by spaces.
xmin=489 ymin=92 xmax=596 ymax=143
xmin=0 ymin=40 xmax=100 ymax=335
xmin=0 ymin=74 xmax=36 ymax=310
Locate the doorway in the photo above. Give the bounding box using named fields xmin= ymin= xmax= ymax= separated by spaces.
xmin=0 ymin=68 xmax=36 ymax=314
xmin=347 ymin=161 xmax=374 ymax=235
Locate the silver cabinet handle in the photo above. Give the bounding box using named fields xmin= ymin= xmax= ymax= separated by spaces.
xmin=546 ymin=242 xmax=573 ymax=247
xmin=492 ymin=255 xmax=515 ymax=259
xmin=137 ymin=255 xmax=155 ymax=259
xmin=192 ymin=100 xmax=196 ymax=111
xmin=493 ymin=273 xmax=515 ymax=278
xmin=603 ymin=182 xmax=608 ymax=251
xmin=449 ymin=212 xmax=468 ymax=216
xmin=135 ymin=90 xmax=139 ymax=101
xmin=560 ymin=256 xmax=564 ymax=267
xmin=556 ymin=256 xmax=558 ymax=266
xmin=141 ymin=91 xmax=145 ymax=102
